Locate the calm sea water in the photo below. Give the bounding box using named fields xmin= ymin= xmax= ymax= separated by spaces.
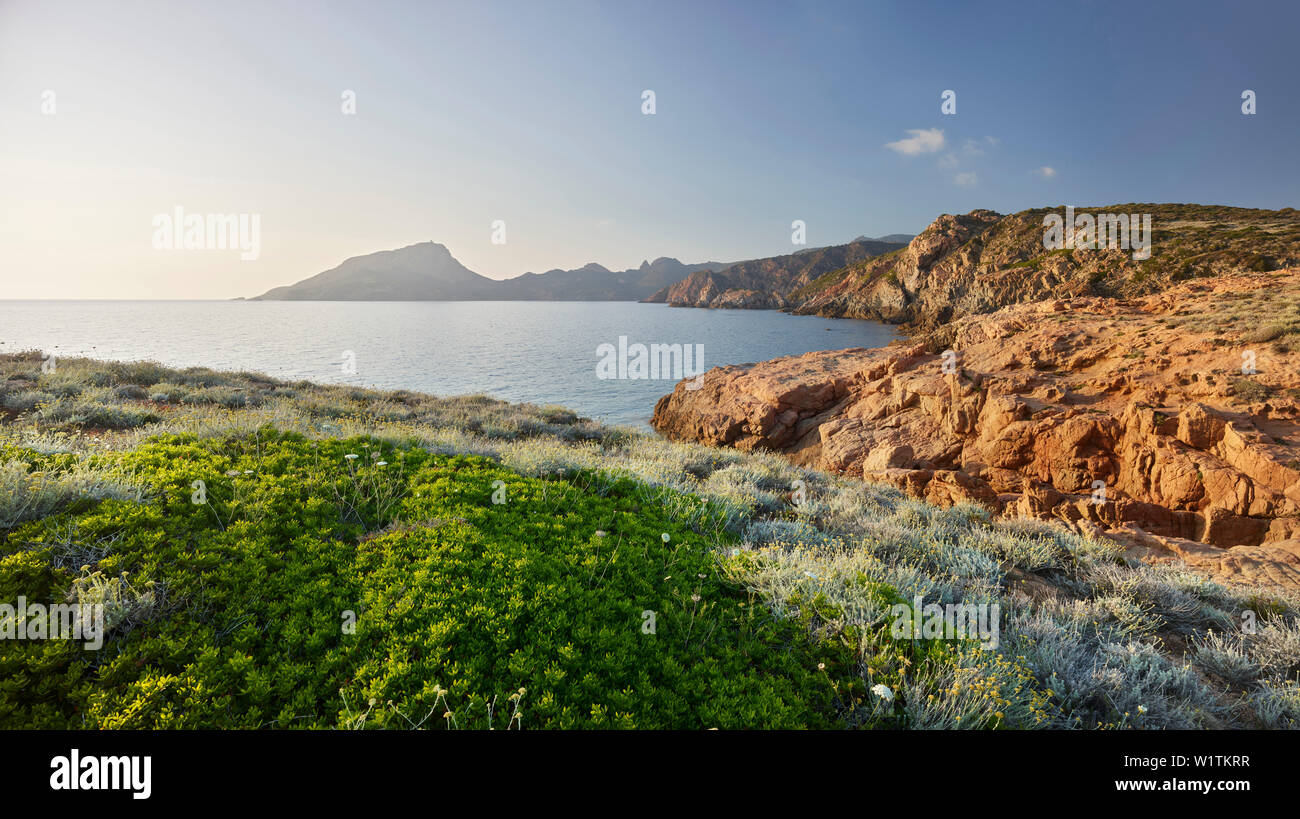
xmin=0 ymin=301 xmax=897 ymax=428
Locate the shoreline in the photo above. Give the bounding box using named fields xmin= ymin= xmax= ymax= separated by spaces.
xmin=0 ymin=300 xmax=899 ymax=430
xmin=2 ymin=351 xmax=1297 ymax=729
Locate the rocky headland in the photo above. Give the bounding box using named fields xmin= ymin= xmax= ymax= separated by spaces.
xmin=654 ymin=266 xmax=1300 ymax=593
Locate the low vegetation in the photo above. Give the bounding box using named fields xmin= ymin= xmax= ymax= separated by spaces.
xmin=1 ymin=353 xmax=1296 ymax=728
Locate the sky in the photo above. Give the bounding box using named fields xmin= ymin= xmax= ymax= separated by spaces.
xmin=1 ymin=0 xmax=1297 ymax=299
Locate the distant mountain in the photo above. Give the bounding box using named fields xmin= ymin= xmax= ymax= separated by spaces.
xmin=644 ymin=238 xmax=908 ymax=309
xmin=251 ymin=243 xmax=731 ymax=301
xmin=854 ymin=233 xmax=915 ymax=245
xmin=494 ymin=257 xmax=729 ymax=300
xmin=253 ymin=242 xmax=496 ymax=301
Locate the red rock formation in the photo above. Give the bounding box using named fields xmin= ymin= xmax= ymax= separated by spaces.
xmin=653 ymin=270 xmax=1300 ymax=592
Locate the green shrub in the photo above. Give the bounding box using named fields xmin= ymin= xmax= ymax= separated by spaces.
xmin=180 ymin=387 xmax=252 ymax=408
xmin=0 ymin=433 xmax=862 ymax=729
xmin=3 ymin=391 xmax=49 ymax=413
xmin=1230 ymin=378 xmax=1271 ymax=402
xmin=113 ymin=384 xmax=149 ymax=401
xmin=0 ymin=458 xmax=144 ymax=529
xmin=36 ymin=397 xmax=159 ymax=429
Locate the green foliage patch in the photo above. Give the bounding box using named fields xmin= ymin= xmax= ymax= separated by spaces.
xmin=0 ymin=430 xmax=862 ymax=728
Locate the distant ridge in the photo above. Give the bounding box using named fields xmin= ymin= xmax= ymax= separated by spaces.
xmin=251 ymin=230 xmax=919 ymax=302
xmin=488 ymin=256 xmax=730 ymax=301
xmin=854 ymin=233 xmax=916 ymax=245
xmin=644 ymin=238 xmax=909 ymax=309
xmin=251 ymin=243 xmax=732 ymax=302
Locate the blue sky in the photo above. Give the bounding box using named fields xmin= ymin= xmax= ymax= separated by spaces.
xmin=1 ymin=0 xmax=1297 ymax=298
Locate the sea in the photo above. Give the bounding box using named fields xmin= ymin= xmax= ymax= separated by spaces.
xmin=0 ymin=300 xmax=898 ymax=428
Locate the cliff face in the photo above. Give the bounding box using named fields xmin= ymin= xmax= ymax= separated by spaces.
xmin=645 ymin=239 xmax=907 ymax=309
xmin=791 ymin=204 xmax=1300 ymax=331
xmin=653 ymin=269 xmax=1300 ymax=592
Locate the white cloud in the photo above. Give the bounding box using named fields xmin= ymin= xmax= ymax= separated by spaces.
xmin=954 ymin=172 xmax=978 ymax=188
xmin=885 ymin=128 xmax=945 ymax=156
xmin=1033 ymin=166 xmax=1058 ymax=179
xmin=937 ymin=153 xmax=959 ymax=169
xmin=959 ymin=136 xmax=998 ymax=156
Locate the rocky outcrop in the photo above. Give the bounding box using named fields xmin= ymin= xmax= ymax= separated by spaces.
xmin=653 ymin=270 xmax=1300 ymax=593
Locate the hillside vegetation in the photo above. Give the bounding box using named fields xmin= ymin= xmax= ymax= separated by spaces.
xmin=2 ymin=353 xmax=1298 ymax=728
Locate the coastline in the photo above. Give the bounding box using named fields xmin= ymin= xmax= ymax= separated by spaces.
xmin=3 ymin=351 xmax=1295 ymax=728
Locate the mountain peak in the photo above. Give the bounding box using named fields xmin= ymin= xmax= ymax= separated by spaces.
xmin=251 ymin=239 xmax=489 ymax=301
